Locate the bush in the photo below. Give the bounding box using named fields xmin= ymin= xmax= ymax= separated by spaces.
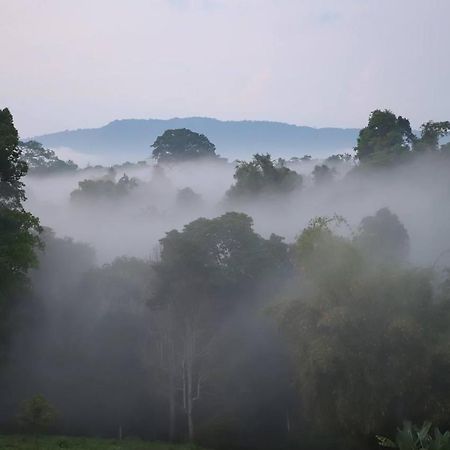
xmin=377 ymin=422 xmax=450 ymax=450
xmin=18 ymin=394 xmax=57 ymax=434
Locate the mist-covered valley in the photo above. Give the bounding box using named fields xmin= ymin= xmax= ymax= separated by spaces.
xmin=2 ymin=108 xmax=450 ymax=450
xmin=4 ymin=1 xmax=450 ymax=448
xmin=23 ymin=150 xmax=450 ymax=266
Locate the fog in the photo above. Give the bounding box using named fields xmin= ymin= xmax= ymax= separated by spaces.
xmin=23 ymin=159 xmax=235 ymax=262
xmin=2 ymin=147 xmax=450 ymax=450
xmin=23 ymin=153 xmax=450 ymax=266
xmin=3 ymin=1 xmax=450 ymax=446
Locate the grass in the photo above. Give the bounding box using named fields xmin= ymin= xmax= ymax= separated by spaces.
xmin=0 ymin=434 xmax=208 ymax=450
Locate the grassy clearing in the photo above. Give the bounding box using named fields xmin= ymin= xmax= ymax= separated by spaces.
xmin=0 ymin=434 xmax=208 ymax=450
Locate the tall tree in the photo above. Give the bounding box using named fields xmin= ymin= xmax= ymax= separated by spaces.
xmin=354 ymin=109 xmax=414 ymax=164
xmin=0 ymin=108 xmax=28 ymax=208
xmin=150 ymin=212 xmax=289 ymax=441
xmin=151 ymin=128 xmax=217 ymax=163
xmin=0 ymin=108 xmax=41 ymax=300
xmin=355 ymin=109 xmax=450 ymax=165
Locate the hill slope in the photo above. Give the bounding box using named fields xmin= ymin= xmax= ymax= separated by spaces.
xmin=33 ymin=117 xmax=359 ymax=161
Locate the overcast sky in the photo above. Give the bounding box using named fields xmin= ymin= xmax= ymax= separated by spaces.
xmin=1 ymin=0 xmax=449 ymax=137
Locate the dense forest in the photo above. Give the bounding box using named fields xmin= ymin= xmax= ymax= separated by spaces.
xmin=2 ymin=107 xmax=450 ymax=450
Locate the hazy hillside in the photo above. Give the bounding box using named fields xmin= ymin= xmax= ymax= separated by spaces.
xmin=33 ymin=117 xmax=359 ymax=161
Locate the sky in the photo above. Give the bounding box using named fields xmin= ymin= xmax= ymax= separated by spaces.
xmin=1 ymin=0 xmax=450 ymax=137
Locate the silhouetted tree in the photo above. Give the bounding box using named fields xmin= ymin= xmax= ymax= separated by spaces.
xmin=227 ymin=153 xmax=302 ymax=199
xmin=0 ymin=108 xmax=41 ymax=300
xmin=312 ymin=164 xmax=334 ymax=186
xmin=70 ymin=173 xmax=138 ymax=203
xmin=354 ymin=109 xmax=414 ymax=164
xmin=0 ymin=108 xmax=29 ymax=208
xmin=355 ymin=110 xmax=450 ymax=166
xmin=19 ymin=140 xmax=78 ymax=174
xmin=413 ymin=121 xmax=450 ymax=152
xmin=151 ymin=129 xmax=217 ymax=163
xmin=176 ymin=187 xmax=202 ymax=209
xmin=355 ymin=208 xmax=409 ymax=263
xmin=326 ymin=153 xmax=353 ymax=164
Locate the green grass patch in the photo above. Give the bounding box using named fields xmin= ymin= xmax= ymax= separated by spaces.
xmin=0 ymin=434 xmax=209 ymax=450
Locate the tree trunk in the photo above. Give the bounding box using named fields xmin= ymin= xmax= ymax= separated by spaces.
xmin=168 ymin=358 xmax=176 ymax=442
xmin=186 ymin=361 xmax=194 ymax=441
xmin=166 ymin=306 xmax=176 ymax=442
xmin=185 ymin=321 xmax=195 ymax=442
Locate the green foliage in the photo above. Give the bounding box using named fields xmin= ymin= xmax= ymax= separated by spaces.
xmin=0 ymin=208 xmax=42 ymax=297
xmin=18 ymin=394 xmax=57 ymax=434
xmin=0 ymin=108 xmax=42 ymax=300
xmin=355 ymin=109 xmax=450 ymax=166
xmin=0 ymin=108 xmax=28 ymax=208
xmin=377 ymin=422 xmax=450 ymax=450
xmin=151 ymin=128 xmax=217 ymax=163
xmin=70 ymin=173 xmax=138 ymax=203
xmin=152 ymin=211 xmax=291 ymax=441
xmin=413 ymin=121 xmax=450 ymax=152
xmin=156 ymin=212 xmax=289 ymax=299
xmin=19 ymin=140 xmax=78 ymax=174
xmin=227 ymin=153 xmax=302 ymax=199
xmin=276 ymin=215 xmax=450 ymax=438
xmin=354 ymin=109 xmax=414 ymax=165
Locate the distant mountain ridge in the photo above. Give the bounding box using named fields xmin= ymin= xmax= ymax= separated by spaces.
xmin=33 ymin=117 xmax=360 ymax=161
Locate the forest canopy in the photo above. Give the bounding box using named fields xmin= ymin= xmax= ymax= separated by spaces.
xmin=1 ymin=107 xmax=450 ymax=450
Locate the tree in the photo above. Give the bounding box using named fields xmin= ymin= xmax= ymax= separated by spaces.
xmin=0 ymin=108 xmax=28 ymax=208
xmin=151 ymin=128 xmax=217 ymax=163
xmin=355 ymin=208 xmax=409 ymax=263
xmin=325 ymin=153 xmax=354 ymax=171
xmin=10 ymin=232 xmax=158 ymax=442
xmin=70 ymin=172 xmax=138 ymax=204
xmin=19 ymin=140 xmax=78 ymax=174
xmin=275 ymin=215 xmax=450 ymax=446
xmin=413 ymin=121 xmax=450 ymax=152
xmin=326 ymin=153 xmax=353 ymax=164
xmin=18 ymin=394 xmax=57 ymax=450
xmin=0 ymin=209 xmax=42 ymax=296
xmin=355 ymin=109 xmax=450 ymax=165
xmin=312 ymin=164 xmax=335 ymax=186
xmin=176 ymin=187 xmax=202 ymax=209
xmin=227 ymin=153 xmax=302 ymax=199
xmin=354 ymin=109 xmax=414 ymax=164
xmin=18 ymin=394 xmax=57 ymax=434
xmin=0 ymin=108 xmax=41 ymax=300
xmin=150 ymin=212 xmax=290 ymax=441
